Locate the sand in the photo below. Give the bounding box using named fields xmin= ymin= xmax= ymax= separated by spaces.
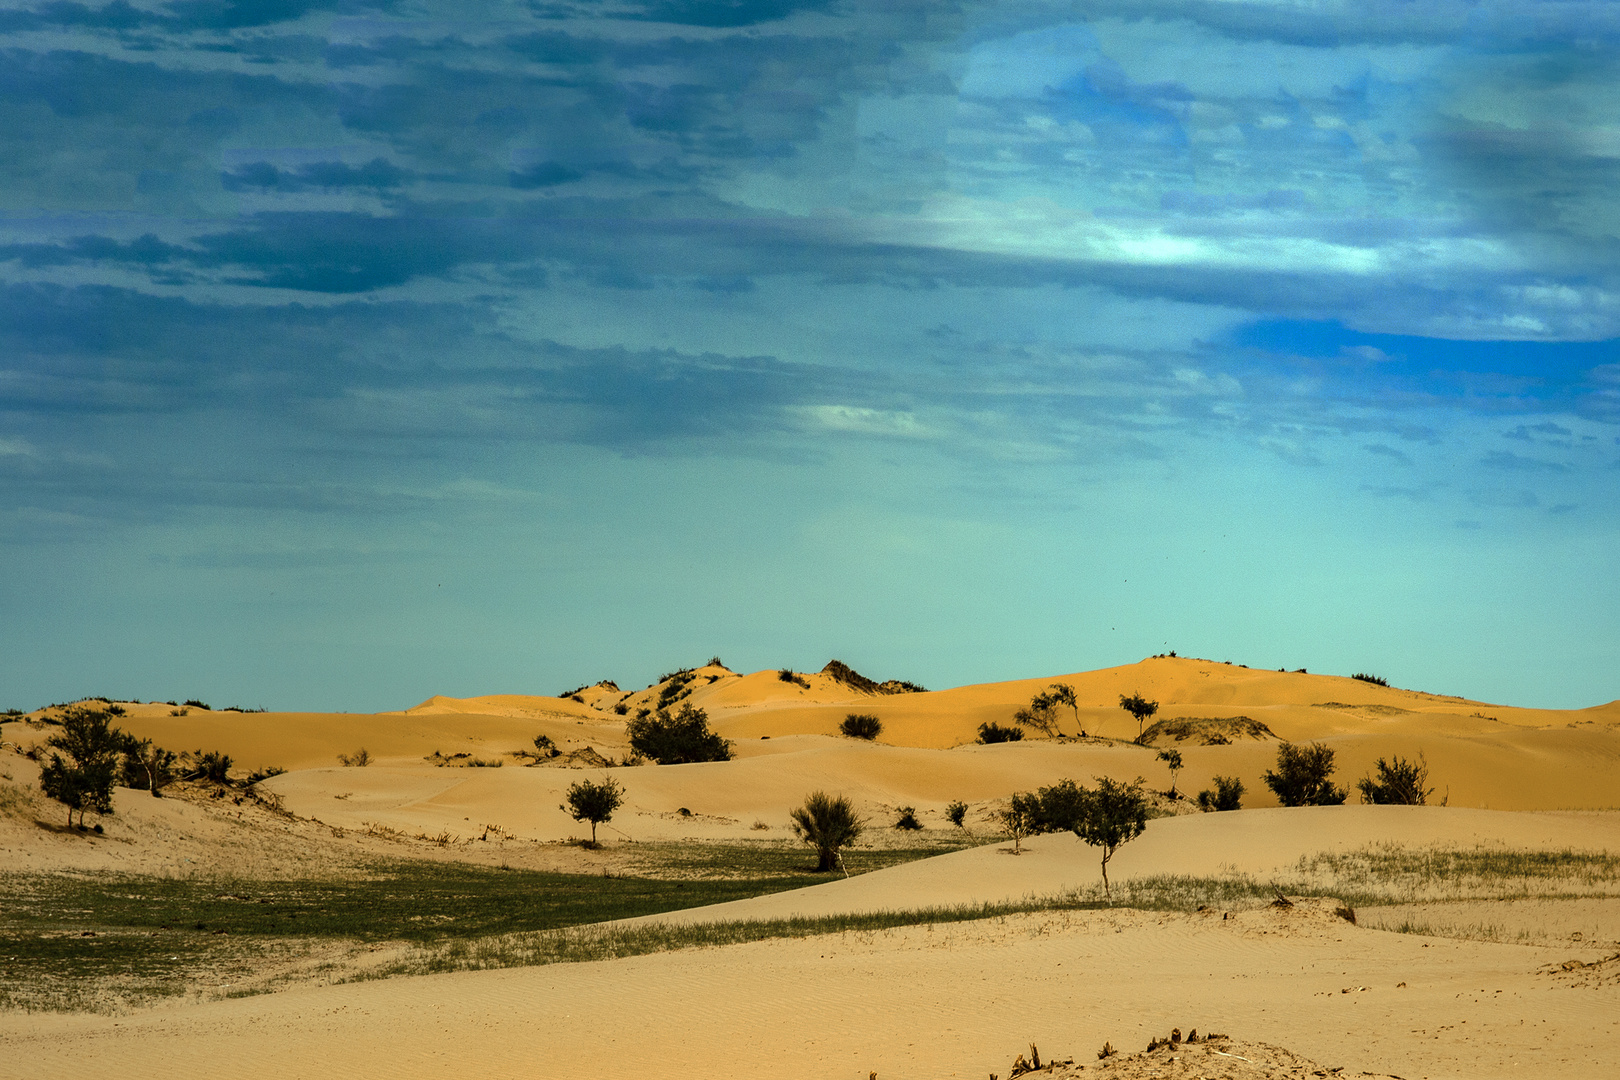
xmin=4 ymin=656 xmax=1620 ymax=1079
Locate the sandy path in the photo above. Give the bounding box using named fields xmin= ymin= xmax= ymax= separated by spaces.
xmin=3 ymin=901 xmax=1615 ymax=1080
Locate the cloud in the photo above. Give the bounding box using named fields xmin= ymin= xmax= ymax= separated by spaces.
xmin=1480 ymin=450 xmax=1570 ymax=473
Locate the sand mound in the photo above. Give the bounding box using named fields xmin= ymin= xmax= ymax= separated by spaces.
xmin=1138 ymin=715 xmax=1276 ymax=746
xmin=1028 ymin=1032 xmax=1403 ymax=1079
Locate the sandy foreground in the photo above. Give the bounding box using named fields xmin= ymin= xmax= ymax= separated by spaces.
xmin=3 ymin=657 xmax=1619 ymax=1078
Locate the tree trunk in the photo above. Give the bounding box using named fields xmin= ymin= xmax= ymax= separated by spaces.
xmin=816 ymin=848 xmax=836 ymax=872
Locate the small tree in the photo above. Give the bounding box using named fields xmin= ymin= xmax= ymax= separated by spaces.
xmin=790 ymin=791 xmax=864 ymax=872
xmin=1119 ymin=694 xmax=1158 ymax=741
xmin=1155 ymin=749 xmax=1184 ymax=797
xmin=840 ymin=713 xmax=883 ymax=740
xmin=565 ymin=776 xmax=624 ymax=846
xmin=977 ymin=721 xmax=1024 ymax=744
xmin=121 ymin=738 xmax=177 ymax=796
xmin=1045 ymin=683 xmax=1083 ymax=736
xmin=1263 ymin=742 xmax=1347 ymax=806
xmin=626 ymin=703 xmax=733 ymax=764
xmin=996 ymin=791 xmax=1041 ymax=854
xmin=945 ymin=800 xmax=968 ymax=827
xmin=1072 ymin=776 xmax=1149 ymax=896
xmin=1014 ymin=691 xmax=1062 ymax=737
xmin=1197 ymin=775 xmax=1244 ymax=811
xmin=39 ymin=706 xmax=124 ymax=828
xmin=1357 ymin=753 xmax=1433 ymax=805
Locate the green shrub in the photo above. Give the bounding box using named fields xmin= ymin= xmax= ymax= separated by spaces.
xmin=1155 ymin=748 xmax=1183 ymax=796
xmin=1357 ymin=754 xmax=1434 ymax=805
xmin=790 ymin=791 xmax=864 ymax=871
xmin=1351 ymin=673 xmax=1389 ymax=687
xmin=121 ymin=739 xmax=177 ymax=795
xmin=840 ymin=713 xmax=882 ymax=740
xmin=39 ymin=706 xmax=125 ymax=827
xmin=1071 ymin=776 xmax=1150 ymax=895
xmin=777 ymin=668 xmax=810 ymax=688
xmin=186 ymin=750 xmax=234 ymax=784
xmin=1196 ymin=775 xmax=1244 ymax=812
xmin=1119 ymin=693 xmax=1159 ymax=741
xmin=626 ymin=703 xmax=733 ymax=764
xmin=893 ymin=806 xmax=922 ymax=830
xmin=1030 ymin=778 xmax=1088 ymax=833
xmin=1263 ymin=743 xmax=1346 ymax=806
xmin=996 ymin=791 xmax=1041 ymax=853
xmin=945 ymin=800 xmax=968 ymax=827
xmin=976 ymin=721 xmax=1024 ymax=744
xmin=182 ymin=699 xmax=211 ymax=710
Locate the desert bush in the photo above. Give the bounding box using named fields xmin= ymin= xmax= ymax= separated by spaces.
xmin=626 ymin=703 xmax=733 ymax=764
xmin=894 ymin=806 xmax=922 ymax=830
xmin=1357 ymin=753 xmax=1434 ymax=805
xmin=1016 ymin=683 xmax=1081 ymax=737
xmin=245 ymin=765 xmax=286 ymax=786
xmin=565 ymin=776 xmax=624 ymax=846
xmin=1119 ymin=693 xmax=1159 ymax=741
xmin=39 ymin=706 xmax=125 ymax=828
xmin=338 ymin=748 xmax=371 ymax=768
xmin=121 ymin=739 xmax=177 ymax=795
xmin=185 ymin=750 xmax=234 ymax=785
xmin=1155 ymin=749 xmax=1183 ymax=796
xmin=777 ymin=668 xmax=810 ymax=688
xmin=1263 ymin=742 xmax=1346 ymax=806
xmin=790 ymin=791 xmax=864 ymax=872
xmin=945 ymin=800 xmax=968 ymax=827
xmin=532 ymin=734 xmax=560 ymax=758
xmin=1351 ymin=673 xmax=1389 ymax=687
xmin=182 ymin=699 xmax=210 ymax=710
xmin=1030 ymin=778 xmax=1089 ymax=833
xmin=1196 ymin=775 xmax=1244 ymax=812
xmin=613 ymin=702 xmax=629 ymax=716
xmin=840 ymin=713 xmax=883 ymax=740
xmin=977 ymin=721 xmax=1024 ymax=744
xmin=1072 ymin=776 xmax=1150 ymax=895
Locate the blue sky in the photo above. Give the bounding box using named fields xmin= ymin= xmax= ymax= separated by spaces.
xmin=1 ymin=0 xmax=1616 ymax=711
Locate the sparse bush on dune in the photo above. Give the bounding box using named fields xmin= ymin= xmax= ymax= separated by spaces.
xmin=996 ymin=791 xmax=1040 ymax=854
xmin=184 ymin=749 xmax=234 ymax=785
xmin=532 ymin=734 xmax=560 ymax=759
xmin=840 ymin=713 xmax=882 ymax=740
xmin=245 ymin=765 xmax=286 ymax=786
xmin=1351 ymin=673 xmax=1390 ymax=687
xmin=1155 ymin=749 xmax=1184 ymax=797
xmin=1015 ymin=683 xmax=1081 ymax=737
xmin=1196 ymin=776 xmax=1244 ymax=812
xmin=182 ymin=699 xmax=211 ymax=711
xmin=977 ymin=721 xmax=1024 ymax=744
xmin=1357 ymin=753 xmax=1435 ymax=805
xmin=893 ymin=806 xmax=921 ymax=830
xmin=338 ymin=748 xmax=371 ymax=768
xmin=790 ymin=791 xmax=864 ymax=872
xmin=121 ymin=738 xmax=177 ymax=795
xmin=945 ymin=800 xmax=968 ymax=827
xmin=777 ymin=668 xmax=810 ymax=688
xmin=1263 ymin=743 xmax=1346 ymax=807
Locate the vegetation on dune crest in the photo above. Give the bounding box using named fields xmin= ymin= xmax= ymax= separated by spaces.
xmin=1015 ymin=683 xmax=1081 ymax=738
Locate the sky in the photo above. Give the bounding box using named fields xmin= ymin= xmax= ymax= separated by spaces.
xmin=1 ymin=0 xmax=1616 ymax=713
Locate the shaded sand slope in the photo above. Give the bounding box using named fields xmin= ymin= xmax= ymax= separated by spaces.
xmin=4 ymin=886 xmax=1616 ymax=1079
xmin=628 ymin=806 xmax=1620 ymax=927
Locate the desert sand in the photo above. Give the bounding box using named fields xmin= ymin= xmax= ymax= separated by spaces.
xmin=3 ymin=656 xmax=1618 ymax=1078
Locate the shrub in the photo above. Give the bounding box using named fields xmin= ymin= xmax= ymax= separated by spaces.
xmin=338 ymin=748 xmax=371 ymax=768
xmin=626 ymin=703 xmax=733 ymax=764
xmin=185 ymin=749 xmax=234 ymax=785
xmin=1119 ymin=693 xmax=1159 ymax=741
xmin=1196 ymin=775 xmax=1244 ymax=812
xmin=39 ymin=706 xmax=125 ymax=828
xmin=1030 ymin=778 xmax=1089 ymax=833
xmin=790 ymin=791 xmax=864 ymax=872
xmin=840 ymin=713 xmax=883 ymax=740
xmin=532 ymin=734 xmax=559 ymax=758
xmin=777 ymin=668 xmax=810 ymax=688
xmin=245 ymin=765 xmax=286 ymax=786
xmin=612 ymin=702 xmax=629 ymax=716
xmin=182 ymin=699 xmax=211 ymax=710
xmin=1071 ymin=776 xmax=1150 ymax=895
xmin=1263 ymin=742 xmax=1347 ymax=806
xmin=977 ymin=721 xmax=1024 ymax=744
xmin=894 ymin=806 xmax=922 ymax=830
xmin=1016 ymin=683 xmax=1081 ymax=737
xmin=1351 ymin=673 xmax=1389 ymax=687
xmin=565 ymin=776 xmax=624 ymax=846
xmin=945 ymin=800 xmax=968 ymax=827
xmin=1357 ymin=753 xmax=1434 ymax=805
